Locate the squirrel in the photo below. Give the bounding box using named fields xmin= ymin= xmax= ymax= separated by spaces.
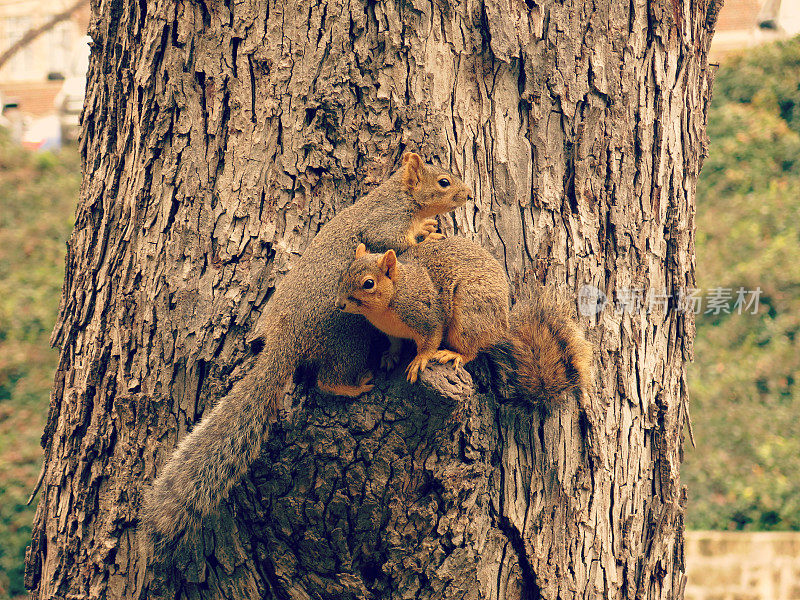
xmin=140 ymin=152 xmax=473 ymax=550
xmin=336 ymin=236 xmax=592 ymax=402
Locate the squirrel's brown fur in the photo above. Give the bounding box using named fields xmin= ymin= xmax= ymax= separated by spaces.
xmin=336 ymin=237 xmax=592 ymax=402
xmin=503 ymin=287 xmax=592 ymax=402
xmin=140 ymin=153 xmax=472 ymax=551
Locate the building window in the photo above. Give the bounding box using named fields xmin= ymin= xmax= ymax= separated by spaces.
xmin=2 ymin=16 xmax=35 ymax=80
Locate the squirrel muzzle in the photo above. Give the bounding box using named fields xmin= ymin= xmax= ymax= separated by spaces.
xmin=336 ymin=294 xmax=362 ymax=313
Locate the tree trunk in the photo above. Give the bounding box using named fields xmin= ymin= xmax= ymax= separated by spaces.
xmin=26 ymin=0 xmax=719 ymax=599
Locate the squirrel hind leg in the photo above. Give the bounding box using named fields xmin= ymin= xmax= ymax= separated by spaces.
xmin=315 ymin=327 xmax=376 ymax=397
xmin=444 ymin=318 xmax=503 ymax=366
xmin=380 ymin=336 xmax=404 ymax=371
xmin=317 ymin=372 xmax=374 ymax=397
xmin=447 ymin=289 xmax=509 ymax=358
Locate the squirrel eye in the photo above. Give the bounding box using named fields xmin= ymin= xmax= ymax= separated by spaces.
xmin=438 ymin=177 xmax=451 ymax=188
xmin=362 ymin=278 xmax=375 ymax=290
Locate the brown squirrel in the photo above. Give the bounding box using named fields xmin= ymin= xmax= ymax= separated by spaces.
xmin=141 ymin=153 xmax=472 ymax=550
xmin=336 ymin=237 xmax=592 ymax=402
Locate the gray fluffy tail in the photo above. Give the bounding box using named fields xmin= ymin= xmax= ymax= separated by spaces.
xmin=140 ymin=343 xmax=295 ymax=551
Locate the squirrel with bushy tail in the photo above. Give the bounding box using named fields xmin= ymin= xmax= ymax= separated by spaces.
xmin=140 ymin=152 xmax=472 ymax=550
xmin=336 ymin=237 xmax=592 ymax=404
xmin=141 ymin=152 xmax=593 ymax=556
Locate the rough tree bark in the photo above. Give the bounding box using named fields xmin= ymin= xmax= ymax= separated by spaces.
xmin=26 ymin=0 xmax=719 ymax=599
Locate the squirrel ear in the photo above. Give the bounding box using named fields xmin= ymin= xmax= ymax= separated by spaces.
xmin=401 ymin=152 xmax=422 ymax=189
xmin=355 ymin=243 xmax=367 ymax=259
xmin=379 ymin=249 xmax=397 ymax=279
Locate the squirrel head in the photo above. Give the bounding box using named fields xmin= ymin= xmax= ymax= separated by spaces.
xmin=336 ymin=244 xmax=399 ymax=314
xmin=399 ymin=152 xmax=473 ymax=217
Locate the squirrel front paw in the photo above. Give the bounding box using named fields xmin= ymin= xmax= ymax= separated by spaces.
xmin=431 ymin=349 xmax=465 ymax=370
xmin=405 ymin=353 xmax=433 ymax=384
xmin=381 ymin=348 xmax=401 ymax=371
xmin=406 ymin=218 xmax=444 ymax=246
xmin=418 ymin=218 xmax=442 ymax=242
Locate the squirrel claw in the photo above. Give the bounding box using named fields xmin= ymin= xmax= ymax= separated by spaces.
xmin=405 ymin=355 xmax=430 ymax=383
xmin=357 ymin=372 xmax=374 ymax=392
xmin=418 ymin=218 xmax=442 ymax=241
xmin=318 ymin=372 xmax=374 ymax=397
xmin=381 ymin=349 xmax=401 ymax=371
xmin=432 ymin=350 xmax=464 ymax=370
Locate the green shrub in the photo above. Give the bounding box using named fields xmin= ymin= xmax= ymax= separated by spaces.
xmin=712 ymin=36 xmax=800 ymax=135
xmin=0 ymin=133 xmax=79 ymax=598
xmin=685 ymin=36 xmax=800 ymax=531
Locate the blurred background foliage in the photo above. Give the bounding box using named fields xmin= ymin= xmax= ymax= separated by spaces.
xmin=685 ymin=36 xmax=800 ymax=530
xmin=0 ymin=133 xmax=79 ymax=598
xmin=0 ymin=33 xmax=798 ymax=600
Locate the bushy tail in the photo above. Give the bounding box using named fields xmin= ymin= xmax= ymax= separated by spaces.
xmin=489 ymin=290 xmax=592 ymax=405
xmin=140 ymin=342 xmax=296 ymax=551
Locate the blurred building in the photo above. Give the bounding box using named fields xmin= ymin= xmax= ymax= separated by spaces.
xmin=685 ymin=531 xmax=800 ymax=600
xmin=712 ymin=0 xmax=800 ymax=58
xmin=0 ymin=0 xmax=87 ymax=82
xmin=0 ymin=0 xmax=88 ymax=117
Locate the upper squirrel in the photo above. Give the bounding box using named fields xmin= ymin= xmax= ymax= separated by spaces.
xmin=141 ymin=153 xmax=472 ymax=550
xmin=336 ymin=237 xmax=592 ymax=402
